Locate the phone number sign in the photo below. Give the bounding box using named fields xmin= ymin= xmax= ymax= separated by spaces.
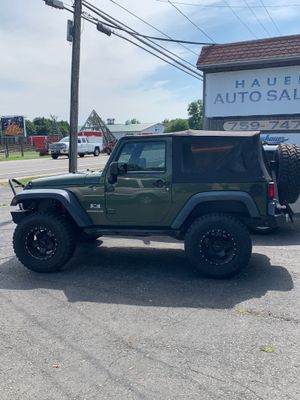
xmin=223 ymin=119 xmax=300 ymax=131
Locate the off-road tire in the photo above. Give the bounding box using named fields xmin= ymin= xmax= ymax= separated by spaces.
xmin=13 ymin=212 xmax=76 ymax=273
xmin=184 ymin=213 xmax=252 ymax=279
xmin=275 ymin=144 xmax=300 ymax=204
xmin=51 ymin=154 xmax=59 ymax=159
xmin=93 ymin=147 xmax=100 ymax=157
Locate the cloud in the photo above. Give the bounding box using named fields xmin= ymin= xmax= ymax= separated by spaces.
xmin=1 ymin=0 xmax=299 ymax=125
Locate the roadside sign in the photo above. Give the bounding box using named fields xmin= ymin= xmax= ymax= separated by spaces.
xmin=1 ymin=116 xmax=25 ymax=136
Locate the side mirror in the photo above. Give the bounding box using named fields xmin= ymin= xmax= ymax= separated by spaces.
xmin=108 ymin=162 xmax=119 ymax=184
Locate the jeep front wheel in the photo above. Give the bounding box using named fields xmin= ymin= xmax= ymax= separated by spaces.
xmin=13 ymin=212 xmax=76 ymax=273
xmin=184 ymin=214 xmax=252 ymax=279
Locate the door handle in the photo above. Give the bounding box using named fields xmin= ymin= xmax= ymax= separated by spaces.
xmin=153 ymin=179 xmax=167 ymax=188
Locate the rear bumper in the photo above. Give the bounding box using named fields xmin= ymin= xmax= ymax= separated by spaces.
xmin=247 ymin=200 xmax=289 ymax=229
xmin=246 ymin=213 xmax=287 ymax=230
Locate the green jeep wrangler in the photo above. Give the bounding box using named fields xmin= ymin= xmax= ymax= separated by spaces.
xmin=10 ymin=130 xmax=300 ymax=279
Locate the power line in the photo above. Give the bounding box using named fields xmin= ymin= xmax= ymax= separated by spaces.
xmin=83 ymin=1 xmax=202 ymax=75
xmin=222 ymin=0 xmax=258 ymax=39
xmin=81 ymin=12 xmax=212 ymax=45
xmin=83 ymin=17 xmax=203 ymax=80
xmin=82 ymin=1 xmax=203 ymax=78
xmin=155 ymin=0 xmax=300 ymax=8
xmin=107 ymin=0 xmax=200 ymax=56
xmin=166 ymin=0 xmax=215 ymax=43
xmin=65 ymin=4 xmax=202 ymax=80
xmin=112 ymin=30 xmax=202 ymax=80
xmin=259 ymin=0 xmax=282 ymax=35
xmin=243 ymin=0 xmax=271 ymax=37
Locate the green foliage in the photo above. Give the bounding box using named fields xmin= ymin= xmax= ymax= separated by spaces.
xmin=188 ymin=99 xmax=203 ymax=130
xmin=57 ymin=120 xmax=69 ymax=137
xmin=164 ymin=119 xmax=189 ymax=133
xmin=125 ymin=118 xmax=140 ymax=125
xmin=32 ymin=117 xmax=52 ymax=135
xmin=25 ymin=120 xmax=36 ymax=135
xmin=25 ymin=117 xmax=70 ymax=136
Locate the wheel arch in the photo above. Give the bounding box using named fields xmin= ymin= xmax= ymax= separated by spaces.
xmin=11 ymin=189 xmax=92 ymax=227
xmin=171 ymin=191 xmax=260 ymax=231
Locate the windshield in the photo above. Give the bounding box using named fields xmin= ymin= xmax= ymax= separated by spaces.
xmin=59 ymin=137 xmax=69 ymax=143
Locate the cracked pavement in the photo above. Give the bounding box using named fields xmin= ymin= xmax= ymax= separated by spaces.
xmin=0 ymin=185 xmax=299 ymax=399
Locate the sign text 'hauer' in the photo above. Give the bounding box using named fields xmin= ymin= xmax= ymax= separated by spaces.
xmin=205 ymin=65 xmax=300 ymax=117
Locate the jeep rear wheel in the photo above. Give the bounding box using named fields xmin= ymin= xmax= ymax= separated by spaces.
xmin=185 ymin=214 xmax=252 ymax=279
xmin=13 ymin=212 xmax=76 ymax=273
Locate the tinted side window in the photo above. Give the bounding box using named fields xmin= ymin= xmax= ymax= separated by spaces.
xmin=173 ymin=137 xmax=263 ymax=183
xmin=117 ymin=141 xmax=166 ymax=172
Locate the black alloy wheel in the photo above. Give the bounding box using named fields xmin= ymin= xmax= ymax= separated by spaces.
xmin=199 ymin=229 xmax=236 ymax=266
xmin=25 ymin=226 xmax=58 ymax=260
xmin=185 ymin=213 xmax=252 ymax=279
xmin=13 ymin=212 xmax=76 ymax=273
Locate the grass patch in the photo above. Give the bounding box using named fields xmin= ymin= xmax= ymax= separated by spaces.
xmin=260 ymin=345 xmax=275 ymax=353
xmin=0 ymin=152 xmax=50 ymax=161
xmin=234 ymin=307 xmax=250 ymax=316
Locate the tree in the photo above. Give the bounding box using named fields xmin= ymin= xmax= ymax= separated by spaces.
xmin=57 ymin=120 xmax=69 ymax=137
xmin=125 ymin=118 xmax=140 ymax=125
xmin=188 ymin=99 xmax=203 ymax=130
xmin=25 ymin=120 xmax=37 ymax=135
xmin=32 ymin=117 xmax=52 ymax=135
xmin=164 ymin=118 xmax=189 ymax=133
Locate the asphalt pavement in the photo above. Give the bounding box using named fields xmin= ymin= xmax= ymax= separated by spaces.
xmin=0 ymin=154 xmax=109 ymax=181
xmin=0 ymin=184 xmax=299 ymax=400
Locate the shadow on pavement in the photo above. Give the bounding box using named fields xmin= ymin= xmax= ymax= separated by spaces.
xmin=252 ymin=218 xmax=300 ymax=246
xmin=0 ymin=244 xmax=294 ymax=309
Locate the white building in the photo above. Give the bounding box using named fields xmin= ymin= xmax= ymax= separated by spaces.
xmin=106 ymin=120 xmax=165 ymax=140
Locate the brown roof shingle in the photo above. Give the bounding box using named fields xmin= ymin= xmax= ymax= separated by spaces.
xmin=197 ymin=34 xmax=300 ymax=71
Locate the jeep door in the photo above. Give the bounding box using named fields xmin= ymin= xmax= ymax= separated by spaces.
xmin=105 ymin=139 xmax=172 ymax=225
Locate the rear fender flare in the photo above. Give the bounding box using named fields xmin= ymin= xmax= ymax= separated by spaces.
xmin=171 ymin=191 xmax=260 ymax=229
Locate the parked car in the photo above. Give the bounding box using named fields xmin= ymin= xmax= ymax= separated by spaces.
xmin=9 ymin=130 xmax=300 ymax=278
xmin=49 ymin=136 xmax=103 ymax=159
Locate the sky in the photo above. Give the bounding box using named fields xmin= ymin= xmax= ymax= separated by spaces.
xmin=1 ymin=0 xmax=300 ymax=125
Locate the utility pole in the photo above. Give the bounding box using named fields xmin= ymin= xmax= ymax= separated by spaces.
xmin=69 ymin=0 xmax=82 ymax=173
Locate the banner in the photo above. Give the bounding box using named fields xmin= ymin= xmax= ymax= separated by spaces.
xmin=1 ymin=116 xmax=25 ymax=136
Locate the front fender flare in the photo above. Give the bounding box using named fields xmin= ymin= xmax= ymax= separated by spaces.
xmin=11 ymin=189 xmax=92 ymax=227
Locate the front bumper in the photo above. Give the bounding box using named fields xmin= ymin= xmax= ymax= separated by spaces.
xmin=11 ymin=209 xmax=32 ymax=224
xmin=50 ymin=149 xmax=69 ymax=154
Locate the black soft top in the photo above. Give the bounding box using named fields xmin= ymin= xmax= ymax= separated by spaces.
xmin=163 ymin=130 xmax=260 ymax=138
xmin=120 ymin=130 xmax=260 ymax=140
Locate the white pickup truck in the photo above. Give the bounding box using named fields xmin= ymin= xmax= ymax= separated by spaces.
xmin=49 ymin=136 xmax=103 ymax=159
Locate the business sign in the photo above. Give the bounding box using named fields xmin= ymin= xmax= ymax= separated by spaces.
xmin=260 ymin=132 xmax=300 ymax=146
xmin=206 ymin=65 xmax=300 ymax=117
xmin=1 ymin=115 xmax=25 ymax=136
xmin=224 ymin=119 xmax=300 ymax=131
